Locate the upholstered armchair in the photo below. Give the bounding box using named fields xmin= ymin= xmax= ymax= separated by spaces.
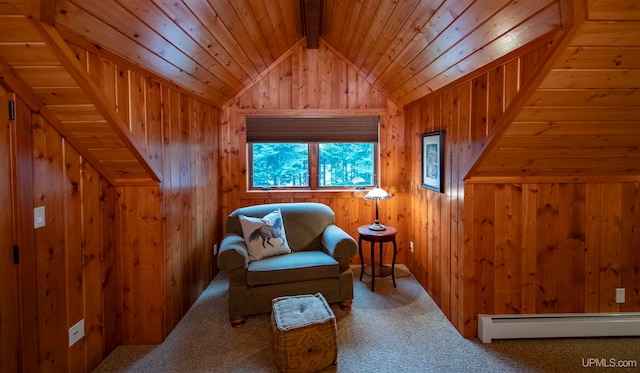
xmin=217 ymin=202 xmax=357 ymax=327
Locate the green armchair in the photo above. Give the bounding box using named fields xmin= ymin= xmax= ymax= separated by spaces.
xmin=217 ymin=202 xmax=357 ymax=327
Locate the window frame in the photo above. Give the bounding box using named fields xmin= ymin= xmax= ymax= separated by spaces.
xmin=248 ymin=142 xmax=378 ymax=191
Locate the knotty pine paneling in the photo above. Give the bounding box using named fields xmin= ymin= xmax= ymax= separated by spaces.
xmin=32 ymin=113 xmax=70 ymax=372
xmin=473 ymin=3 xmax=640 ymax=181
xmin=10 ymin=94 xmax=40 ymax=373
xmin=3 ymin=46 xmax=220 ymax=371
xmin=100 ymin=178 xmax=121 ymax=354
xmin=64 ymin=129 xmax=84 ymax=373
xmin=116 ymin=93 xmax=217 ymax=343
xmin=159 ymin=90 xmax=219 ymax=332
xmin=74 ymin=42 xmax=221 ymax=342
xmin=221 ymin=40 xmax=405 ymax=267
xmin=30 ymin=111 xmax=114 ymax=372
xmin=405 ymin=42 xmax=563 ymax=337
xmin=465 ymin=181 xmax=640 ymax=325
xmin=0 ymin=85 xmax=19 ymax=373
xmin=54 ymin=0 xmax=560 ymax=107
xmin=406 ymin=38 xmax=640 ymax=337
xmin=117 ymin=185 xmax=164 ymax=344
xmin=82 ymin=166 xmax=108 ymax=370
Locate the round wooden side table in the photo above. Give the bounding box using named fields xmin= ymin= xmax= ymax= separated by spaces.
xmin=357 ymin=225 xmax=398 ymax=292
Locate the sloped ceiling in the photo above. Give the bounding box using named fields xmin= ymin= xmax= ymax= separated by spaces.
xmin=0 ymin=0 xmax=162 ymax=184
xmin=1 ymin=0 xmax=637 ymax=183
xmin=468 ymin=1 xmax=640 ymax=182
xmin=53 ymin=0 xmax=563 ymax=108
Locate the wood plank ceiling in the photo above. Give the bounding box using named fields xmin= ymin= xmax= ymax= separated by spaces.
xmin=0 ymin=0 xmax=638 ymax=182
xmin=0 ymin=0 xmax=161 ymax=185
xmin=468 ymin=0 xmax=640 ymax=182
xmin=53 ymin=0 xmax=562 ymax=108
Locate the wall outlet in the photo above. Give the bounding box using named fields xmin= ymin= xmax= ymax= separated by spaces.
xmin=616 ymin=288 xmax=625 ymax=304
xmin=213 ymin=243 xmax=218 ymax=255
xmin=69 ymin=319 xmax=84 ymax=347
xmin=34 ymin=206 xmax=45 ymax=229
xmin=409 ymin=241 xmax=414 ymax=253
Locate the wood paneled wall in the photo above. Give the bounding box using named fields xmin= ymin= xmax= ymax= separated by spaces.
xmin=1 ymin=86 xmax=24 ymax=373
xmin=2 ymin=45 xmax=220 ymax=372
xmin=159 ymin=88 xmax=220 ymax=333
xmin=23 ymin=107 xmax=119 ymax=372
xmin=404 ymin=42 xmax=549 ymax=335
xmin=466 ymin=182 xmax=640 ymax=316
xmin=74 ymin=44 xmax=221 ymax=344
xmin=405 ymin=38 xmax=640 ymax=337
xmin=220 ymin=40 xmax=405 ymax=266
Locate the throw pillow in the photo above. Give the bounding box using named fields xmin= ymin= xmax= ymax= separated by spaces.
xmin=239 ymin=209 xmax=291 ymax=261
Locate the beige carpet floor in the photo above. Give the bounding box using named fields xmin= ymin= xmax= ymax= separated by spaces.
xmin=93 ymin=265 xmax=639 ymax=372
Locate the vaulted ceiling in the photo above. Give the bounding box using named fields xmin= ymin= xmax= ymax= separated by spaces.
xmin=0 ymin=0 xmax=638 ymax=184
xmin=51 ymin=0 xmax=563 ymax=108
xmin=468 ymin=1 xmax=640 ymax=182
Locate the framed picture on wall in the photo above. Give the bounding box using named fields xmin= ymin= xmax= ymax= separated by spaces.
xmin=421 ymin=131 xmax=444 ymax=193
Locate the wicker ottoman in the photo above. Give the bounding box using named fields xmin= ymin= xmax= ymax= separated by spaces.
xmin=271 ymin=293 xmax=337 ymax=372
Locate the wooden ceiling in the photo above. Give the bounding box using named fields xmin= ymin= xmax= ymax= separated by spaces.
xmin=468 ymin=0 xmax=640 ymax=182
xmin=51 ymin=0 xmax=563 ymax=108
xmin=0 ymin=0 xmax=162 ymax=184
xmin=0 ymin=0 xmax=638 ymax=183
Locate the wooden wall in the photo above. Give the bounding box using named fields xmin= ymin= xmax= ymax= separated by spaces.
xmin=31 ymin=111 xmax=119 ymax=372
xmin=158 ymin=88 xmax=219 ymax=334
xmin=0 ymin=91 xmax=120 ymax=372
xmin=1 ymin=44 xmax=220 ymax=372
xmin=220 ymin=40 xmax=406 ymax=266
xmin=405 ymin=37 xmax=640 ymax=337
xmin=404 ymin=42 xmax=549 ymax=336
xmin=466 ymin=182 xmax=640 ymax=317
xmin=73 ymin=43 xmax=221 ymax=344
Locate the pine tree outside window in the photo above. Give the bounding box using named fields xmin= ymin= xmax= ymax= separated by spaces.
xmin=246 ymin=116 xmax=379 ymax=190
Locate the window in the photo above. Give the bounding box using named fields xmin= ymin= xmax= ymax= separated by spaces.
xmin=318 ymin=143 xmax=374 ymax=187
xmin=251 ymin=143 xmax=309 ymax=187
xmin=247 ymin=116 xmax=379 ymax=190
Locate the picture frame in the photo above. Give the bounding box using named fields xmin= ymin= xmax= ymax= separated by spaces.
xmin=421 ymin=131 xmax=444 ymax=193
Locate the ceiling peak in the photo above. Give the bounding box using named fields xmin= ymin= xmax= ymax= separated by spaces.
xmin=302 ymin=0 xmax=322 ymax=49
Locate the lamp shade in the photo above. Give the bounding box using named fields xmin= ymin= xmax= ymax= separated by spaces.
xmin=363 ymin=186 xmax=391 ymax=231
xmin=363 ymin=187 xmax=391 ymax=200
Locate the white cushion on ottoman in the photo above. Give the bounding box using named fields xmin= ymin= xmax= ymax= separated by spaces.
xmin=271 ymin=293 xmax=337 ymax=372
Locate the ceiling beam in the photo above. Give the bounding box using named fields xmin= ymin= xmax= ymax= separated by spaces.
xmin=25 ymin=0 xmax=56 ymax=25
xmin=302 ymin=0 xmax=322 ymax=49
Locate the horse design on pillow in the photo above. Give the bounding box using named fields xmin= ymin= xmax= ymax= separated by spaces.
xmin=249 ymin=216 xmax=285 ymax=248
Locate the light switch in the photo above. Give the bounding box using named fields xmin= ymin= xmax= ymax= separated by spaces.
xmin=34 ymin=206 xmax=45 ymax=229
xmin=616 ymin=288 xmax=625 ymax=304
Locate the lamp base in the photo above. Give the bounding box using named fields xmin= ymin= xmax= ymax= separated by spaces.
xmin=368 ymin=223 xmax=387 ymax=231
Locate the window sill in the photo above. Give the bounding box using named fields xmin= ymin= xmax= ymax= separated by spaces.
xmin=244 ymin=189 xmax=371 ymax=198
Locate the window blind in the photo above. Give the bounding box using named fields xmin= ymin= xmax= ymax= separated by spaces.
xmin=246 ymin=116 xmax=379 ymax=143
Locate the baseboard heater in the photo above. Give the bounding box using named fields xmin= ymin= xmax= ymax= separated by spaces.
xmin=478 ymin=313 xmax=640 ymax=343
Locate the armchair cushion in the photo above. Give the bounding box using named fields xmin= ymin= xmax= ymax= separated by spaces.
xmin=247 ymin=251 xmax=339 ymax=286
xmin=239 ymin=209 xmax=291 ymax=260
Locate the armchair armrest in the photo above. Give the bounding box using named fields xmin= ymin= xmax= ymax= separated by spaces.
xmin=321 ymin=224 xmax=357 ymax=259
xmin=217 ymin=234 xmax=249 ymax=272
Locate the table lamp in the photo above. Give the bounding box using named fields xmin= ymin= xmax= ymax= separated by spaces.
xmin=363 ymin=186 xmax=391 ymax=231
